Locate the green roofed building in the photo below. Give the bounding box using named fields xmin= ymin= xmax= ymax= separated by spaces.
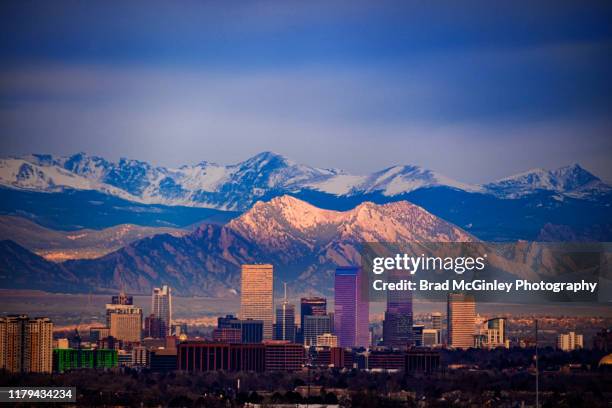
xmin=53 ymin=348 xmax=118 ymax=373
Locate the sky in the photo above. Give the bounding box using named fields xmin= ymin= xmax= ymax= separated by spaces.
xmin=0 ymin=1 xmax=611 ymax=183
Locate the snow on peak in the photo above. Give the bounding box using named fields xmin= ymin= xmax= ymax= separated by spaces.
xmin=485 ymin=163 xmax=608 ymax=198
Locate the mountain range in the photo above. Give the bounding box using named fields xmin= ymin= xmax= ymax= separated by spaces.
xmin=1 ymin=152 xmax=610 ymax=242
xmin=0 ymin=196 xmax=597 ymax=297
xmin=0 ymin=196 xmax=474 ymax=296
xmin=0 ymin=152 xmax=609 ymax=209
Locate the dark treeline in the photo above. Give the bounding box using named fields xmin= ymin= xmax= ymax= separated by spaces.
xmin=1 ymin=348 xmax=610 ymax=407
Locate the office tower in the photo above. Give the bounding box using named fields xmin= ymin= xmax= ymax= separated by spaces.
xmin=303 ymin=315 xmax=332 ymax=346
xmin=152 ymin=285 xmax=172 ymax=337
xmin=218 ymin=315 xmax=263 ymax=343
xmin=382 ymin=281 xmax=413 ymax=348
xmin=447 ymin=293 xmax=476 ymax=349
xmin=0 ymin=315 xmax=53 ymax=373
xmin=431 ymin=312 xmax=442 ymax=330
xmin=423 ymin=329 xmax=441 ymax=347
xmin=412 ymin=324 xmax=424 ymax=347
xmin=317 ymin=333 xmax=338 ymax=348
xmin=274 ymin=283 xmax=296 ymax=342
xmin=557 ymin=331 xmax=584 ymax=351
xmin=300 ymin=297 xmax=327 ymax=326
xmin=144 ymin=314 xmax=164 ymax=338
xmin=240 ymin=264 xmax=274 ymax=339
xmin=334 ymin=266 xmax=369 ymax=348
xmin=106 ymin=299 xmax=143 ymax=343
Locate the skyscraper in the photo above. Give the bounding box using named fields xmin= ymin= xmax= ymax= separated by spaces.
xmin=431 ymin=312 xmax=442 ymax=330
xmin=334 ymin=266 xmax=369 ymax=348
xmin=106 ymin=294 xmax=143 ymax=343
xmin=0 ymin=315 xmax=53 ymax=373
xmin=240 ymin=264 xmax=274 ymax=339
xmin=274 ymin=283 xmax=296 ymax=342
xmin=447 ymin=293 xmax=476 ymax=349
xmin=382 ymin=279 xmax=413 ymax=349
xmin=303 ymin=315 xmax=332 ymax=346
xmin=300 ymin=297 xmax=327 ymax=326
xmin=152 ymin=285 xmax=172 ymax=337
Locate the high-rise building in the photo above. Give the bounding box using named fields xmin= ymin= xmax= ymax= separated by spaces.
xmin=557 ymin=331 xmax=583 ymax=351
xmin=382 ymin=281 xmax=413 ymax=349
xmin=152 ymin=285 xmax=172 ymax=337
xmin=303 ymin=315 xmax=332 ymax=346
xmin=0 ymin=315 xmax=53 ymax=373
xmin=274 ymin=283 xmax=296 ymax=342
xmin=300 ymin=297 xmax=327 ymax=326
xmin=431 ymin=312 xmax=442 ymax=330
xmin=240 ymin=264 xmax=274 ymax=339
xmin=412 ymin=325 xmax=424 ymax=347
xmin=447 ymin=293 xmax=476 ymax=349
xmin=144 ymin=314 xmax=164 ymax=339
xmin=106 ymin=301 xmax=143 ymax=343
xmin=334 ymin=266 xmax=369 ymax=348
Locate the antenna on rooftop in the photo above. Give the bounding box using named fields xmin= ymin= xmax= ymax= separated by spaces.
xmin=283 ymin=282 xmax=288 ymax=302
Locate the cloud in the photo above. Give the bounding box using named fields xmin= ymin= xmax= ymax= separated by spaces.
xmin=0 ymin=38 xmax=611 ymax=184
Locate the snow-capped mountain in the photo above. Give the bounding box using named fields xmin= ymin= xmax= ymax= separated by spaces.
xmin=484 ymin=164 xmax=611 ymax=199
xmin=2 ymin=152 xmax=608 ymax=211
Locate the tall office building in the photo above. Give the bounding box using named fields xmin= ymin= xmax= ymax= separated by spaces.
xmin=431 ymin=312 xmax=442 ymax=330
xmin=240 ymin=264 xmax=274 ymax=339
xmin=0 ymin=315 xmax=53 ymax=373
xmin=106 ymin=296 xmax=143 ymax=343
xmin=382 ymin=281 xmax=413 ymax=349
xmin=274 ymin=283 xmax=296 ymax=342
xmin=300 ymin=297 xmax=327 ymax=326
xmin=152 ymin=285 xmax=172 ymax=337
xmin=303 ymin=315 xmax=332 ymax=346
xmin=334 ymin=267 xmax=369 ymax=348
xmin=447 ymin=293 xmax=476 ymax=349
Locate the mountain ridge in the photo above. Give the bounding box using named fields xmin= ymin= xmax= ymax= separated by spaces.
xmin=1 ymin=152 xmax=608 ymax=211
xmin=0 ymin=196 xmax=473 ymax=296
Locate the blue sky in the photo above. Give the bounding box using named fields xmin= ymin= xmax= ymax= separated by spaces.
xmin=0 ymin=1 xmax=611 ymax=182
